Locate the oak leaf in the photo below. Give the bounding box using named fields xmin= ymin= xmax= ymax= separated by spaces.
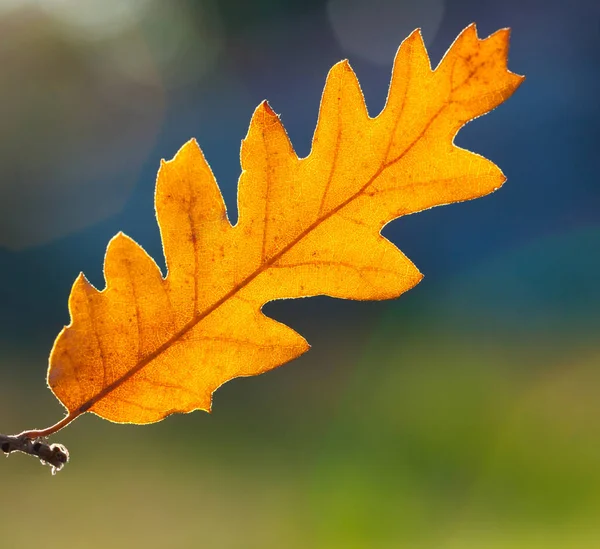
xmin=43 ymin=24 xmax=523 ymax=428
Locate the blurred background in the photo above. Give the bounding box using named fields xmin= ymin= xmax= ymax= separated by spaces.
xmin=0 ymin=0 xmax=599 ymax=547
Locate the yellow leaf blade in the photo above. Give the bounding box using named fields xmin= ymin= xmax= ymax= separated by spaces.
xmin=47 ymin=25 xmax=523 ymax=425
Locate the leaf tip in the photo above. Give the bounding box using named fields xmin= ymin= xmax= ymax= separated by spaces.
xmin=247 ymin=101 xmax=282 ymax=138
xmin=72 ymin=270 xmax=97 ymax=296
xmin=176 ymin=138 xmax=202 ymax=159
xmin=73 ymin=271 xmax=87 ymax=286
xmin=485 ymin=26 xmax=526 ymax=89
xmin=405 ymin=27 xmax=425 ymax=44
xmin=182 ymin=137 xmax=201 ymax=152
xmin=408 ymin=27 xmax=423 ymax=39
xmin=255 ymin=99 xmax=278 ymax=121
xmin=106 ymin=230 xmax=136 ymax=252
xmin=337 ymin=58 xmax=351 ymax=70
xmin=461 ymin=22 xmax=478 ymax=38
xmin=492 ymin=27 xmax=525 ymax=84
xmin=160 ymin=138 xmax=203 ymax=171
xmin=324 ymin=59 xmax=360 ymax=94
xmin=392 ymin=26 xmax=429 ymax=72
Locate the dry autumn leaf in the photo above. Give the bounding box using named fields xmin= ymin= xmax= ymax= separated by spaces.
xmin=5 ymin=24 xmax=522 ymax=469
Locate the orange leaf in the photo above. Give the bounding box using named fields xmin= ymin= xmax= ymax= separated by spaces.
xmin=46 ymin=25 xmax=523 ymax=427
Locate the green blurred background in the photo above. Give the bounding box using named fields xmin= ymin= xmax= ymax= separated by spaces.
xmin=1 ymin=1 xmax=599 ymax=547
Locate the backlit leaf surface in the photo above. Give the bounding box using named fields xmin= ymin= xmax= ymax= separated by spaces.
xmin=48 ymin=25 xmax=523 ymax=425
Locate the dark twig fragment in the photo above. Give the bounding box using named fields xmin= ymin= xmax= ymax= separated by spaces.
xmin=1 ymin=433 xmax=69 ymax=474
